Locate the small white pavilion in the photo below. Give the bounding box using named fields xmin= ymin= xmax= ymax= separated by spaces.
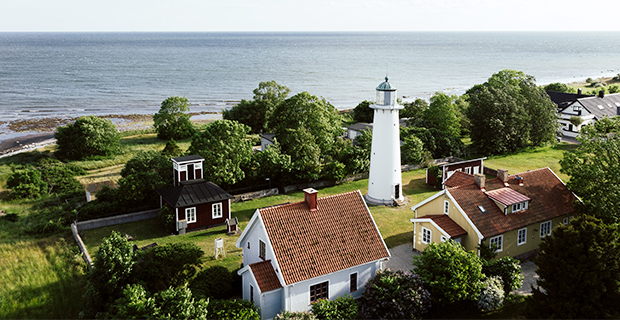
xmin=365 ymin=77 xmax=404 ymax=206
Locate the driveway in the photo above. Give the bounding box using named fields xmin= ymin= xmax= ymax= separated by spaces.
xmin=385 ymin=243 xmax=538 ymax=294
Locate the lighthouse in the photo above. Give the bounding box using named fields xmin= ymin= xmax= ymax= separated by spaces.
xmin=365 ymin=77 xmax=404 ymax=206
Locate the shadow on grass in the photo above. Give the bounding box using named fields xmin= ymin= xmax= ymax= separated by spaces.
xmin=383 ymin=231 xmax=412 ymax=249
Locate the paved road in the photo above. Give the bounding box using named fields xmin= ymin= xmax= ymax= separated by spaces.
xmin=385 ymin=243 xmax=538 ymax=294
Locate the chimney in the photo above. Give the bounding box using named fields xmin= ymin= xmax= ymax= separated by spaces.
xmin=515 ymin=175 xmax=524 ymax=186
xmin=599 ymin=90 xmax=605 ymax=98
xmin=497 ymin=169 xmax=509 ymax=186
xmin=578 ymin=88 xmax=582 ymax=95
xmin=303 ymin=188 xmax=318 ymax=212
xmin=474 ymin=173 xmax=486 ymax=189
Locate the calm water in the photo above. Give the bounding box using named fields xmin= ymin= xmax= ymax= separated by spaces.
xmin=1 ymin=32 xmax=620 ymax=122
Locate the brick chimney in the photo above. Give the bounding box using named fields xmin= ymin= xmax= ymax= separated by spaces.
xmin=474 ymin=173 xmax=486 ymax=189
xmin=599 ymin=90 xmax=605 ymax=98
xmin=497 ymin=169 xmax=509 ymax=186
xmin=515 ymin=175 xmax=524 ymax=186
xmin=303 ymin=188 xmax=318 ymax=212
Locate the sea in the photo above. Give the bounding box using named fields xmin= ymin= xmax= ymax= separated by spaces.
xmin=1 ymin=31 xmax=620 ymax=124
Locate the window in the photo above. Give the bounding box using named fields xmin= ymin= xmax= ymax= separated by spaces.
xmin=489 ymin=235 xmax=503 ymax=252
xmin=441 ymin=235 xmax=448 ymax=242
xmin=473 ymin=166 xmax=480 ymax=174
xmin=350 ymin=273 xmax=358 ymax=292
xmin=443 ymin=200 xmax=449 ymax=215
xmin=517 ymin=228 xmax=527 ymax=246
xmin=310 ymin=281 xmax=329 ymax=302
xmin=464 ymin=167 xmax=471 ymax=174
xmin=250 ymin=285 xmax=254 ymax=303
xmin=247 ymin=241 xmax=250 ymax=249
xmin=421 ymin=227 xmax=432 ymax=244
xmin=212 ymin=202 xmax=223 ymax=219
xmin=453 ymin=238 xmax=462 ymax=245
xmin=259 ymin=240 xmax=266 ymax=260
xmin=540 ymin=221 xmax=552 ymax=237
xmin=563 ymin=217 xmax=569 ymax=225
xmin=512 ymin=202 xmax=521 ymax=212
xmin=186 ymin=207 xmax=196 ymax=223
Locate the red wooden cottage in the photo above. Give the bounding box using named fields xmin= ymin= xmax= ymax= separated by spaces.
xmin=157 ymin=155 xmax=234 ymax=234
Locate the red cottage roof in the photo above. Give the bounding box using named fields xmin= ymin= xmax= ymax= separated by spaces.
xmin=418 ymin=214 xmax=467 ymax=237
xmin=259 ymin=191 xmax=390 ymax=285
xmin=444 ymin=171 xmax=475 ymax=188
xmin=249 ymin=260 xmax=282 ymax=292
xmin=485 ymin=188 xmax=531 ymax=206
xmin=448 ymin=168 xmax=577 ymax=238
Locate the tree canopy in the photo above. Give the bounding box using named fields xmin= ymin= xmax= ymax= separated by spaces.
xmin=543 ymin=82 xmax=576 ymax=93
xmin=187 ymin=119 xmax=253 ymax=186
xmin=528 ymin=215 xmax=620 ymax=319
xmin=223 ymin=81 xmax=290 ymax=134
xmin=465 ymin=69 xmax=559 ymax=155
xmin=350 ymin=100 xmax=374 ymax=123
xmin=560 ymin=117 xmax=620 ymax=223
xmin=55 ymin=115 xmax=121 ymax=160
xmin=423 ymin=93 xmax=462 ymax=137
xmin=153 ymin=96 xmax=196 ymax=140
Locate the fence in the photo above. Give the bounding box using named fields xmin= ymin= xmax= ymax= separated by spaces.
xmin=76 ymin=208 xmax=160 ymax=231
xmin=232 ymin=188 xmax=279 ymax=202
xmin=71 ymin=222 xmax=93 ymax=270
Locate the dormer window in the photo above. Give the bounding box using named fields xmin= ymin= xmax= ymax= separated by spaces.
xmin=512 ymin=201 xmax=528 ymax=213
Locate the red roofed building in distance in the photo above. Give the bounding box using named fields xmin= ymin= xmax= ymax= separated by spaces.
xmin=236 ymin=188 xmax=390 ymax=319
xmin=411 ymin=167 xmax=578 ymax=258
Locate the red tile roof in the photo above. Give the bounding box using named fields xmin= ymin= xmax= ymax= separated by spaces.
xmin=417 ymin=214 xmax=467 ymax=237
xmin=485 ymin=188 xmax=531 ymax=205
xmin=444 ymin=171 xmax=475 ymax=188
xmin=259 ymin=191 xmax=390 ymax=285
xmin=249 ymin=260 xmax=282 ymax=292
xmin=448 ymin=168 xmax=577 ymax=238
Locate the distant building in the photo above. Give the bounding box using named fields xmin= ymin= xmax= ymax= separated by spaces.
xmin=426 ymin=157 xmax=486 ymax=189
xmin=236 ymin=189 xmax=390 ymax=319
xmin=345 ymin=122 xmax=372 ymax=140
xmin=551 ymin=90 xmax=620 ymax=138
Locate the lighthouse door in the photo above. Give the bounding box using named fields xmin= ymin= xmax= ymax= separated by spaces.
xmin=394 ymin=184 xmax=400 ymax=199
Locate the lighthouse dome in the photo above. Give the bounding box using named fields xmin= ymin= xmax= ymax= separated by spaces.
xmin=376 ymin=76 xmax=396 ymax=91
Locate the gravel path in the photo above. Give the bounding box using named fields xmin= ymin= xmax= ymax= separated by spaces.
xmin=385 ymin=243 xmax=538 ymax=294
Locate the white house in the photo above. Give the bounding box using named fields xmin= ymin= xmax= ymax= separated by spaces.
xmin=554 ymin=91 xmax=620 ymax=138
xmin=236 ymin=188 xmax=390 ymax=319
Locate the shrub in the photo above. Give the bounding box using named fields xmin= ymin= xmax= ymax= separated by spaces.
xmin=55 ymin=115 xmax=120 ymax=160
xmin=477 ymin=276 xmax=504 ymax=311
xmin=207 ymin=299 xmax=260 ymax=320
xmin=159 ymin=205 xmax=175 ymax=233
xmin=189 ymin=265 xmax=233 ymax=300
xmin=275 ymin=310 xmax=317 ymax=320
xmin=361 ymin=269 xmax=431 ymax=319
xmin=6 ymin=168 xmax=48 ymax=199
xmin=136 ymin=242 xmax=204 ymax=293
xmin=310 ymin=294 xmax=358 ymax=320
xmin=427 ymin=165 xmax=442 ymax=189
xmin=482 ymin=256 xmax=523 ymax=294
xmin=161 ymin=139 xmax=183 ymax=158
xmin=609 ymin=85 xmax=619 ymax=93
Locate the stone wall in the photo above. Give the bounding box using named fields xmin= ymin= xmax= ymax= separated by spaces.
xmin=76 ymin=209 xmax=159 ymax=231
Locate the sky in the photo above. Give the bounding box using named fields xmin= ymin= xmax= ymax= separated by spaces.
xmin=2 ymin=0 xmax=620 ymax=32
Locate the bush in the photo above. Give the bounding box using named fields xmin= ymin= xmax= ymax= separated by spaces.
xmin=153 ymin=96 xmax=196 ymax=140
xmin=427 ymin=165 xmax=442 ymax=189
xmin=361 ymin=269 xmax=431 ymax=319
xmin=136 ymin=242 xmax=204 ymax=293
xmin=161 ymin=139 xmax=183 ymax=158
xmin=482 ymin=256 xmax=523 ymax=294
xmin=189 ymin=265 xmax=233 ymax=300
xmin=55 ymin=115 xmax=120 ymax=160
xmin=477 ymin=276 xmax=504 ymax=311
xmin=275 ymin=310 xmax=317 ymax=320
xmin=6 ymin=168 xmax=48 ymax=199
xmin=159 ymin=205 xmax=175 ymax=233
xmin=207 ymin=299 xmax=260 ymax=320
xmin=310 ymin=294 xmax=358 ymax=320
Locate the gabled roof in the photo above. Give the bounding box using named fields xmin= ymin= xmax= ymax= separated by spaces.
xmin=446 ymin=168 xmax=577 ymax=238
xmin=249 ymin=260 xmax=282 ymax=292
xmin=572 ymin=93 xmax=620 ymax=120
xmin=347 ymin=123 xmax=373 ymax=132
xmin=444 ymin=170 xmax=474 ymax=188
xmin=546 ymin=91 xmax=592 ymax=109
xmin=157 ymin=179 xmax=233 ymax=208
xmin=415 ymin=214 xmax=467 ymax=237
xmin=259 ymin=190 xmax=390 ymax=285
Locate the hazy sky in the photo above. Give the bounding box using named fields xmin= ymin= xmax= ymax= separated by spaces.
xmin=2 ymin=0 xmax=619 ymax=32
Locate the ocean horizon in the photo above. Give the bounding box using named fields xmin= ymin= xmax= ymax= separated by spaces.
xmin=1 ymin=31 xmax=619 ymax=127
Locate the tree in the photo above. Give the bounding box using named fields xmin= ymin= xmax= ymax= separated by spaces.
xmin=340 ymin=129 xmax=372 ymax=175
xmin=527 ymin=215 xmax=620 ymax=319
xmin=187 ymin=120 xmax=253 ymax=186
xmin=116 ymin=150 xmax=173 ymax=207
xmin=560 ymin=117 xmax=620 ymax=223
xmin=402 ymin=98 xmax=428 ymax=125
xmin=268 ymin=92 xmax=343 ymax=157
xmin=55 ymin=115 xmax=121 ymax=160
xmin=360 ymin=269 xmax=431 ymax=319
xmin=135 ymin=243 xmax=204 ymax=293
xmin=223 ymin=81 xmax=290 ymax=134
xmin=189 ymin=266 xmax=233 ymax=300
xmin=153 ymin=96 xmax=196 ymax=140
xmin=543 ymin=82 xmax=576 ymax=93
xmin=161 ymin=139 xmax=183 ymax=158
xmin=465 ymin=70 xmax=559 ymax=155
xmin=402 ymin=126 xmax=465 ymax=158
xmin=6 ymin=168 xmax=48 ymax=199
xmin=422 ymin=93 xmax=461 ymax=137
xmin=252 ymin=139 xmax=292 ymax=181
xmin=351 ymin=100 xmax=374 ymax=123
xmin=278 ymin=127 xmax=322 ymax=181
xmin=412 ymin=241 xmax=485 ymax=306
xmin=401 ymin=135 xmax=427 ymax=165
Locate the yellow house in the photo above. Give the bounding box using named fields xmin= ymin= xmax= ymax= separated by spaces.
xmin=410 ymin=167 xmax=577 ymax=258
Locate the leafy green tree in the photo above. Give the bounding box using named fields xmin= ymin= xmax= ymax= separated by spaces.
xmin=543 ymin=82 xmax=576 ymax=93
xmin=223 ymin=81 xmax=290 ymax=133
xmin=412 ymin=240 xmax=485 ymax=306
xmin=55 ymin=115 xmax=121 ymax=160
xmin=106 ymin=284 xmax=158 ymax=319
xmin=351 ymin=100 xmax=374 ymax=123
xmin=466 ymin=69 xmax=559 ymax=155
xmin=6 ymin=168 xmax=48 ymax=199
xmin=402 ymin=98 xmax=428 ymax=124
xmin=269 ymin=91 xmax=343 ymax=157
xmin=311 ymin=294 xmax=358 ymax=320
xmin=253 ymin=139 xmax=292 ymax=181
xmin=401 ymin=135 xmax=427 ymax=165
xmin=135 ymin=243 xmax=204 ymax=293
xmin=560 ymin=117 xmax=620 ymax=223
xmin=36 ymin=159 xmax=85 ymax=196
xmin=527 ymin=215 xmax=620 ymax=319
xmin=161 ymin=139 xmax=183 ymax=158
xmin=423 ymin=93 xmax=461 ymax=137
xmin=278 ymin=127 xmax=322 ymax=181
xmin=189 ymin=266 xmax=233 ymax=300
xmin=116 ymin=150 xmax=173 ymax=207
xmin=153 ymin=96 xmax=196 ymax=140
xmin=360 ymin=269 xmax=431 ymax=319
xmin=402 ymin=126 xmax=465 ymax=158
xmin=187 ymin=120 xmax=253 ymax=186
xmin=340 ymin=129 xmax=372 ymax=175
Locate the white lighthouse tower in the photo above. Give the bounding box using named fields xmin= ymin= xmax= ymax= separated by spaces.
xmin=365 ymin=77 xmax=404 ymax=206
